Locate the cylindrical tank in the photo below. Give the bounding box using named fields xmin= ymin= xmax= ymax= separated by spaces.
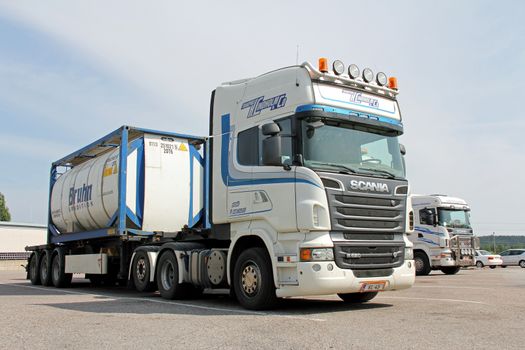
xmin=50 ymin=148 xmax=122 ymax=233
xmin=49 ymin=133 xmax=204 ymax=235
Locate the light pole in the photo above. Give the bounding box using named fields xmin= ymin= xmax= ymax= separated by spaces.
xmin=492 ymin=232 xmax=496 ymax=253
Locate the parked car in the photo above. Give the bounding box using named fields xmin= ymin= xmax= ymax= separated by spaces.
xmin=474 ymin=250 xmax=502 ymax=269
xmin=499 ymin=249 xmax=525 ymax=268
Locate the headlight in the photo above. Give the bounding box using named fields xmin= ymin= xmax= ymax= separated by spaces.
xmin=300 ymin=248 xmax=334 ymax=261
xmin=404 ymin=247 xmax=413 ymax=260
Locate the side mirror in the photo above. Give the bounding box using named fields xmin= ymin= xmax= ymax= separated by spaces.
xmin=262 ymin=123 xmax=280 ymax=136
xmin=399 ymin=143 xmax=406 ymax=156
xmin=426 ymin=209 xmax=437 ymax=226
xmin=261 ymin=123 xmax=282 ymax=166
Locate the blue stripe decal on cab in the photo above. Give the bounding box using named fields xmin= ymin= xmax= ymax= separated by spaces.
xmin=220 ymin=114 xmax=321 ymax=188
xmin=296 ymin=104 xmax=402 ymax=127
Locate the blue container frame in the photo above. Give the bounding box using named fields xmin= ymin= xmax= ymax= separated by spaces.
xmin=47 ymin=125 xmax=207 ymax=245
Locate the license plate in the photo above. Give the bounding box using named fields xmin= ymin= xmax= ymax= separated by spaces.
xmin=360 ymin=281 xmax=387 ymax=292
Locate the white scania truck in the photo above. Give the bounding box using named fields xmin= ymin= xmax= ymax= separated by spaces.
xmin=27 ymin=59 xmax=415 ymax=309
xmin=410 ymin=194 xmax=479 ymax=275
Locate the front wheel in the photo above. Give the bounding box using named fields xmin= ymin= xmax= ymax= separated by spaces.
xmin=440 ymin=266 xmax=461 ymax=275
xmin=338 ymin=292 xmax=378 ymax=303
xmin=414 ymin=252 xmax=431 ymax=276
xmin=233 ymin=247 xmax=277 ymax=310
xmin=476 ymin=261 xmax=484 ymax=268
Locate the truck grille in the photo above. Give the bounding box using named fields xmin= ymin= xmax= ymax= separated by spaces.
xmin=331 ymin=193 xmax=404 ymax=233
xmin=334 ymin=242 xmax=405 ymax=270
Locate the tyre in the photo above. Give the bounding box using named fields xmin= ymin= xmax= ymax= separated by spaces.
xmin=440 ymin=266 xmax=461 ymax=275
xmin=156 ymin=251 xmax=191 ymax=299
xmin=29 ymin=252 xmax=41 ymax=285
xmin=501 ymin=265 xmax=507 ymax=268
xmin=39 ymin=250 xmax=53 ymax=286
xmin=132 ymin=251 xmax=156 ymax=292
xmin=338 ymin=292 xmax=378 ymax=303
xmin=489 ymin=265 xmax=496 ymax=269
xmin=51 ymin=250 xmax=72 ymax=288
xmin=233 ymin=247 xmax=277 ymax=310
xmin=414 ymin=251 xmax=431 ymax=276
xmin=476 ymin=261 xmax=484 ymax=268
xmin=519 ymin=260 xmax=525 ymax=268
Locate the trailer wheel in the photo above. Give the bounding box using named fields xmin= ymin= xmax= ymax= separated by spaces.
xmin=132 ymin=251 xmax=156 ymax=292
xmin=39 ymin=250 xmax=53 ymax=286
xmin=51 ymin=250 xmax=72 ymax=288
xmin=156 ymin=251 xmax=189 ymax=299
xmin=233 ymin=247 xmax=277 ymax=310
xmin=29 ymin=252 xmax=41 ymax=285
xmin=338 ymin=292 xmax=378 ymax=303
xmin=414 ymin=251 xmax=431 ymax=276
xmin=440 ymin=266 xmax=461 ymax=275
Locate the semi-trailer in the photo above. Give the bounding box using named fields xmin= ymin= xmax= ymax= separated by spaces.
xmin=26 ymin=59 xmax=415 ymax=309
xmin=410 ymin=194 xmax=479 ymax=275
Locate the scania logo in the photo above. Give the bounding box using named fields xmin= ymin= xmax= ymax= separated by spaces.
xmin=349 ymin=180 xmax=389 ymax=193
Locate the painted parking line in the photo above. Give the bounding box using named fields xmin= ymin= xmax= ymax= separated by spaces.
xmin=376 ymin=295 xmax=487 ymax=305
xmin=0 ymin=282 xmax=326 ymax=322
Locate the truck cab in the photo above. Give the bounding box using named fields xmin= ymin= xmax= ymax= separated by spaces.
xmin=210 ymin=60 xmax=415 ymax=305
xmin=410 ymin=194 xmax=479 ymax=275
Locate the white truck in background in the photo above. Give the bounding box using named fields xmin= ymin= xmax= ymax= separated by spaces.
xmin=27 ymin=58 xmax=415 ymax=310
xmin=410 ymin=194 xmax=479 ymax=275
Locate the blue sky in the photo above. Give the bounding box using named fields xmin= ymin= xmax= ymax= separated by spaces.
xmin=0 ymin=1 xmax=524 ymax=235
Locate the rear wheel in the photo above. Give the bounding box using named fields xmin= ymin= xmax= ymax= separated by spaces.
xmin=489 ymin=265 xmax=496 ymax=269
xmin=51 ymin=250 xmax=72 ymax=288
xmin=519 ymin=260 xmax=525 ymax=268
xmin=29 ymin=252 xmax=41 ymax=285
xmin=440 ymin=266 xmax=461 ymax=275
xmin=414 ymin=251 xmax=431 ymax=276
xmin=338 ymin=292 xmax=378 ymax=303
xmin=156 ymin=251 xmax=192 ymax=299
xmin=39 ymin=250 xmax=53 ymax=286
xmin=233 ymin=247 xmax=277 ymax=310
xmin=476 ymin=261 xmax=484 ymax=268
xmin=132 ymin=251 xmax=156 ymax=292
xmin=501 ymin=265 xmax=507 ymax=268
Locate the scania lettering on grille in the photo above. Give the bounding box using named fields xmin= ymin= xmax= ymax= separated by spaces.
xmin=349 ymin=180 xmax=389 ymax=193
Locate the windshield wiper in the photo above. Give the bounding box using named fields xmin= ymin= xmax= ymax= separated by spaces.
xmin=358 ymin=167 xmax=397 ymax=179
xmin=308 ymin=161 xmax=358 ymax=174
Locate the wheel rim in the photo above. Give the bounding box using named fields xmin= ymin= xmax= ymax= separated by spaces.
xmin=414 ymin=257 xmax=424 ymax=273
xmin=476 ymin=262 xmax=483 ymax=268
xmin=161 ymin=260 xmax=175 ymax=291
xmin=520 ymin=261 xmax=525 ymax=268
xmin=241 ymin=260 xmax=260 ymax=297
xmin=136 ymin=258 xmax=147 ymax=281
xmin=52 ymin=256 xmax=60 ymax=282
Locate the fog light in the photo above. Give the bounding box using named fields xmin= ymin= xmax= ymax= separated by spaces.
xmin=312 ymin=264 xmax=321 ymax=272
xmin=332 ymin=60 xmax=345 ymax=75
xmin=348 ymin=64 xmax=360 ymax=79
xmin=362 ymin=68 xmax=374 ymax=83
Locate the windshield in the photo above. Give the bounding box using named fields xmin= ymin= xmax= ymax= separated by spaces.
xmin=479 ymin=250 xmax=491 ymax=255
xmin=301 ymin=121 xmax=405 ymax=178
xmin=437 ymin=208 xmax=471 ymax=229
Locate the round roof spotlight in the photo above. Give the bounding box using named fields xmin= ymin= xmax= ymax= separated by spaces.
xmin=348 ymin=64 xmax=360 ymax=79
xmin=332 ymin=60 xmax=345 ymax=75
xmin=376 ymin=72 xmax=388 ymax=86
xmin=362 ymin=68 xmax=374 ymax=83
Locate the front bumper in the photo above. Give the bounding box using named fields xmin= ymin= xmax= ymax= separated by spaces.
xmin=275 ymin=260 xmax=415 ymax=298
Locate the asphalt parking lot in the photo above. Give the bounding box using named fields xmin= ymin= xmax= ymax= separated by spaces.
xmin=0 ymin=267 xmax=523 ymax=350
